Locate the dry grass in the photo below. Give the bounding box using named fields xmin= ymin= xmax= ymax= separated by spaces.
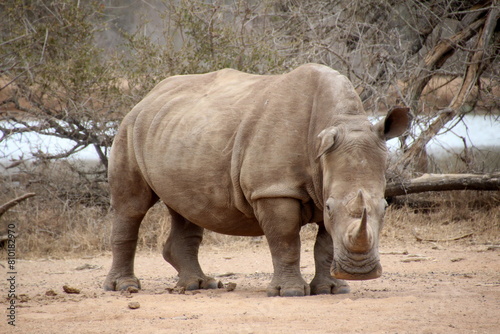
xmin=383 ymin=191 xmax=500 ymax=246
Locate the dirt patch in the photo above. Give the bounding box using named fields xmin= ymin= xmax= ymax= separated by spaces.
xmin=2 ymin=237 xmax=499 ymax=333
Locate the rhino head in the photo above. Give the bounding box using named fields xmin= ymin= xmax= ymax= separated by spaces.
xmin=316 ymin=107 xmax=410 ymax=280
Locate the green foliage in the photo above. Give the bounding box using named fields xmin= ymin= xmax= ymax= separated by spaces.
xmin=117 ymin=0 xmax=293 ymax=101
xmin=166 ymin=0 xmax=287 ymax=73
xmin=1 ymin=0 xmax=124 ymax=168
xmin=2 ymin=1 xmax=109 ymax=95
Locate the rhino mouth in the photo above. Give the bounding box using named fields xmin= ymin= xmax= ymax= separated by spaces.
xmin=331 ymin=255 xmax=382 ymax=281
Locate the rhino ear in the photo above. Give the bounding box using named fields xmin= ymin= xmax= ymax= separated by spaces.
xmin=316 ymin=127 xmax=338 ymax=160
xmin=375 ymin=106 xmax=411 ymax=140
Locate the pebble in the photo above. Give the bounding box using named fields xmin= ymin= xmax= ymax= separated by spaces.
xmin=128 ymin=301 xmax=140 ymax=309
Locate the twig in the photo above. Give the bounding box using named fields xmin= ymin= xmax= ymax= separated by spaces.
xmin=401 ymin=256 xmax=433 ymax=262
xmin=40 ymin=28 xmax=49 ymax=63
xmin=380 ymin=250 xmax=409 ymax=255
xmin=412 ymin=228 xmax=474 ymax=242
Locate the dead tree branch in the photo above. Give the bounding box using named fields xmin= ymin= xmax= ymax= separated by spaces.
xmin=385 ymin=173 xmax=500 ymax=197
xmin=398 ymin=4 xmax=499 ymax=171
xmin=0 ymin=193 xmax=36 ymax=218
xmin=405 ymin=1 xmax=492 ymax=112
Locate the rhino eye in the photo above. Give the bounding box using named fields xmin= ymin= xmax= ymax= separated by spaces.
xmin=325 ymin=198 xmax=335 ymax=216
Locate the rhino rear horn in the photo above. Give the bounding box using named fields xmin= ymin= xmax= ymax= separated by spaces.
xmin=347 ymin=190 xmax=365 ymax=217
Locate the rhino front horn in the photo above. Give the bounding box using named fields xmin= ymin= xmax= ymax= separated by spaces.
xmin=345 ymin=208 xmax=373 ymax=253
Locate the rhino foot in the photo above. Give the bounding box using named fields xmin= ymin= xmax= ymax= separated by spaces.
xmin=104 ymin=275 xmax=141 ymax=291
xmin=310 ymin=277 xmax=350 ymax=295
xmin=177 ymin=275 xmax=221 ymax=291
xmin=267 ymin=278 xmax=311 ymax=297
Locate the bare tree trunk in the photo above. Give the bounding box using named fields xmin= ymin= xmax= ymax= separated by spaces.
xmin=385 ymin=173 xmax=500 ymax=197
xmin=405 ymin=13 xmax=487 ymax=112
xmin=398 ymin=4 xmax=499 ymax=171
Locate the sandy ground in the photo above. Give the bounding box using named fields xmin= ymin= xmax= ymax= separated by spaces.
xmin=1 ymin=238 xmax=500 ymax=334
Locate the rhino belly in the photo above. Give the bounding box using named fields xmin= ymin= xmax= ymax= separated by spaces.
xmin=155 ymin=180 xmax=263 ymax=236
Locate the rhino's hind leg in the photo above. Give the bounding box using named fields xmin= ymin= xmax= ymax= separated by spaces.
xmin=104 ymin=144 xmax=158 ymax=291
xmin=310 ymin=222 xmax=350 ymax=295
xmin=103 ymin=214 xmax=144 ymax=291
xmin=163 ymin=208 xmax=220 ymax=290
xmin=104 ymin=209 xmax=155 ymax=291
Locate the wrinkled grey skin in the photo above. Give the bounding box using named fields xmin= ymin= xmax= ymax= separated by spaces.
xmin=104 ymin=64 xmax=410 ymax=297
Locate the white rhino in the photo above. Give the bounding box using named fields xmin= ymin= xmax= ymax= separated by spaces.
xmin=104 ymin=63 xmax=410 ymax=296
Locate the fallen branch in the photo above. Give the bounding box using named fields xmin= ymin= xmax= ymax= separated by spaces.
xmin=412 ymin=228 xmax=474 ymax=242
xmin=385 ymin=173 xmax=500 ymax=197
xmin=0 ymin=192 xmax=36 ymax=218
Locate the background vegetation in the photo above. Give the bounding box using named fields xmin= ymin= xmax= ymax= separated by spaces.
xmin=0 ymin=0 xmax=498 ymax=257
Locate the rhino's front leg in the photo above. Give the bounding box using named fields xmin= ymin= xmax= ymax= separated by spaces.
xmin=255 ymin=198 xmax=310 ymax=297
xmin=310 ymin=222 xmax=350 ymax=295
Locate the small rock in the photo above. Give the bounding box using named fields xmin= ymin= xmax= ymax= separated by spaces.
xmin=451 ymin=257 xmax=465 ymax=262
xmin=128 ymin=301 xmax=140 ymax=309
xmin=45 ymin=289 xmax=57 ymax=297
xmin=63 ymin=285 xmax=80 ymax=294
xmin=225 ymin=282 xmax=237 ymax=292
xmin=126 ymin=286 xmax=139 ymax=293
